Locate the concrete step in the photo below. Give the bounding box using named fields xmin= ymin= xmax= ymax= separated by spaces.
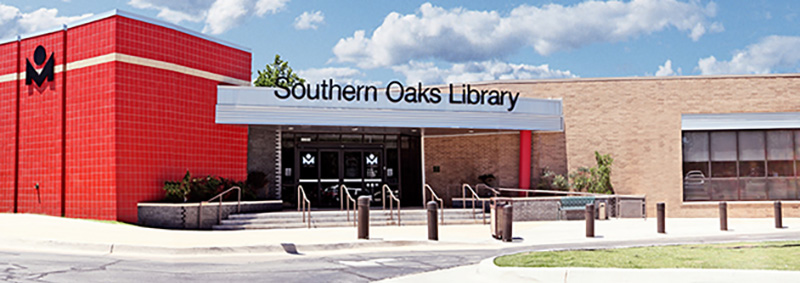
xmin=212 ymin=218 xmax=489 ymax=230
xmin=219 ymin=214 xmax=488 ymax=225
xmin=227 ymin=209 xmax=486 ymax=220
xmin=212 ymin=208 xmax=490 ymax=230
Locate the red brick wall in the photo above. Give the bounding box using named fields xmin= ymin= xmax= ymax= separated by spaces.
xmin=115 ymin=17 xmax=250 ymax=82
xmin=112 ymin=18 xmax=249 ymax=222
xmin=1 ymin=15 xmax=250 ymax=222
xmin=16 ymin=32 xmax=66 ymax=216
xmin=0 ymin=41 xmax=18 ymax=212
xmin=113 ymin=62 xmax=248 ymax=222
xmin=63 ymin=18 xmax=118 ymax=220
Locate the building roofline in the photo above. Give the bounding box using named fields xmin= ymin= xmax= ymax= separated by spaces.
xmin=453 ymin=73 xmax=800 ymax=87
xmin=0 ymin=9 xmax=251 ymax=52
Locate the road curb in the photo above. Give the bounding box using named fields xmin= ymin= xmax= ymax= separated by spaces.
xmin=0 ymin=236 xmax=469 ymax=257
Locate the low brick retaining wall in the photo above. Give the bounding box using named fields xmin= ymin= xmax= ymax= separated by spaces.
xmin=138 ymin=200 xmax=282 ymax=229
xmin=453 ymin=195 xmax=646 ymax=221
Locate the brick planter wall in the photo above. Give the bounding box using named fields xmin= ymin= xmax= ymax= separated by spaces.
xmin=137 ymin=200 xmax=282 ymax=229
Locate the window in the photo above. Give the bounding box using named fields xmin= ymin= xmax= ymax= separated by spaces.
xmin=682 ymin=129 xmax=800 ymax=201
xmin=710 ymin=131 xmax=737 ymax=178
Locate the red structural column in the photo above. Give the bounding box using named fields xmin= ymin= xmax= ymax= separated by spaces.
xmin=518 ymin=130 xmax=532 ymax=196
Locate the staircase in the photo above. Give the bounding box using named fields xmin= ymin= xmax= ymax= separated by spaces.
xmin=212 ymin=208 xmax=490 ymax=230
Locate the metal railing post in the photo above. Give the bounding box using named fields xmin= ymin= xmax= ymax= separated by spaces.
xmin=719 ymin=201 xmax=727 ymax=231
xmin=657 ymin=202 xmax=665 ymax=234
xmin=775 ymin=201 xmax=783 ymax=229
xmin=358 ymin=196 xmax=370 ymax=239
xmin=427 ymin=201 xmax=438 ymax=241
xmin=585 ymin=203 xmax=594 ymax=238
xmin=502 ymin=204 xmax=513 ymax=242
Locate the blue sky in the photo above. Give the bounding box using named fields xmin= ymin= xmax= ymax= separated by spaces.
xmin=1 ymin=0 xmax=799 ymax=85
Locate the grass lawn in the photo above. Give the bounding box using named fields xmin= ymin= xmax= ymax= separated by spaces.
xmin=495 ymin=241 xmax=800 ymax=270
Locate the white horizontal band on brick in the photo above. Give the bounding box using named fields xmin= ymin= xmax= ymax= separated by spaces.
xmin=114 ymin=54 xmax=249 ymax=86
xmin=0 ymin=53 xmax=249 ymax=86
xmin=682 ymin=112 xmax=800 ymax=131
xmin=0 ymin=73 xmax=15 ymax=83
xmin=0 ymin=65 xmax=64 ymax=82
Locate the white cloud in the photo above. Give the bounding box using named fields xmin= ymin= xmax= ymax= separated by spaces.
xmin=128 ymin=0 xmax=289 ymax=35
xmin=0 ymin=4 xmax=92 ymax=39
xmin=203 ymin=0 xmax=250 ymax=34
xmin=697 ymin=35 xmax=800 ymax=75
xmin=334 ymin=1 xmax=722 ymax=69
xmin=294 ymin=10 xmax=324 ymax=30
xmin=392 ymin=60 xmax=576 ymax=85
xmin=255 ymin=0 xmax=289 ymax=16
xmin=654 ymin=59 xmax=681 ymax=76
xmin=298 ymin=67 xmax=381 ymax=86
xmin=127 ymin=0 xmax=211 ymax=24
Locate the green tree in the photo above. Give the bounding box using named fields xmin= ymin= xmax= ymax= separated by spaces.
xmin=254 ymin=54 xmax=306 ymax=87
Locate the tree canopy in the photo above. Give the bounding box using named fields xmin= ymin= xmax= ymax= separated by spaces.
xmin=254 ymin=54 xmax=306 ymax=87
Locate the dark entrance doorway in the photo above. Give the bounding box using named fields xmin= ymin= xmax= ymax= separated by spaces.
xmin=297 ymin=146 xmax=384 ymax=205
xmin=281 ymin=131 xmax=421 ymax=207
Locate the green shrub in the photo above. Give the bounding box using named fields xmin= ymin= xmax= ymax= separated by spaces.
xmin=541 ymin=151 xmax=615 ymax=194
xmin=162 ymin=171 xmax=258 ymax=203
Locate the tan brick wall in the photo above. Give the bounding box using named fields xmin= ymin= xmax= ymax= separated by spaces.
xmin=433 ymin=75 xmax=800 ymax=217
xmin=531 ymin=132 xmax=568 ymax=188
xmin=424 ymin=133 xmax=519 ymax=206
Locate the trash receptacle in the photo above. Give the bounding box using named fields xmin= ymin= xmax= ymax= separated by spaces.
xmin=599 ymin=202 xmax=607 ymax=220
xmin=490 ymin=198 xmax=511 ymax=239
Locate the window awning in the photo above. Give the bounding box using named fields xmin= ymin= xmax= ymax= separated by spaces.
xmin=682 ymin=112 xmax=800 ymax=131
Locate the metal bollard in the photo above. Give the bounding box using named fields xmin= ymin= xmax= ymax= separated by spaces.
xmin=502 ymin=204 xmax=513 ymax=242
xmin=719 ymin=201 xmax=727 ymax=231
xmin=657 ymin=202 xmax=665 ymax=234
xmin=775 ymin=201 xmax=783 ymax=229
xmin=427 ymin=201 xmax=438 ymax=241
xmin=585 ymin=203 xmax=595 ymax=238
xmin=357 ymin=196 xmax=370 ymax=239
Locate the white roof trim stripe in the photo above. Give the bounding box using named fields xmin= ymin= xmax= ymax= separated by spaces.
xmin=0 ymin=9 xmax=250 ymax=52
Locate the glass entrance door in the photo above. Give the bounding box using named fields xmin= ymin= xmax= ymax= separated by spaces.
xmin=319 ymin=150 xmax=340 ymax=206
xmin=296 ymin=146 xmax=385 ymax=206
xmin=363 ymin=149 xmax=383 ymax=202
xmin=298 ymin=150 xmax=319 ymax=204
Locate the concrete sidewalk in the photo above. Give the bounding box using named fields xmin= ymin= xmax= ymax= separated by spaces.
xmin=1 ymin=213 xmax=799 ymax=282
xmin=378 ymin=257 xmax=800 ymax=283
xmin=1 ymin=213 xmax=798 ymax=256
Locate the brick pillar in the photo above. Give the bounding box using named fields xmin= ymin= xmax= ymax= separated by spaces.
xmin=519 ymin=130 xmax=532 ymax=196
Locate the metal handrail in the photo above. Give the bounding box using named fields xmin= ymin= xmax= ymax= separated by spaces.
xmin=475 ymin=183 xmax=500 ymax=197
xmin=297 ymin=185 xmax=311 ymax=228
xmin=382 ymin=184 xmax=401 ymax=226
xmin=339 ymin=184 xmax=357 ymax=226
xmin=496 ymin=187 xmax=603 ymax=197
xmin=461 ymin=184 xmax=488 ymax=224
xmin=198 ymin=186 xmax=241 ymax=228
xmin=423 ymin=184 xmax=444 ymax=223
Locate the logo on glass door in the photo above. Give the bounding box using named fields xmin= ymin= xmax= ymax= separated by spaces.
xmin=366 ymin=153 xmax=378 ymax=165
xmin=302 ymin=153 xmax=315 ymax=165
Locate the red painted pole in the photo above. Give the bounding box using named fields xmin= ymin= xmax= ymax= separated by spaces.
xmin=518 ymin=130 xmax=532 ymax=196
